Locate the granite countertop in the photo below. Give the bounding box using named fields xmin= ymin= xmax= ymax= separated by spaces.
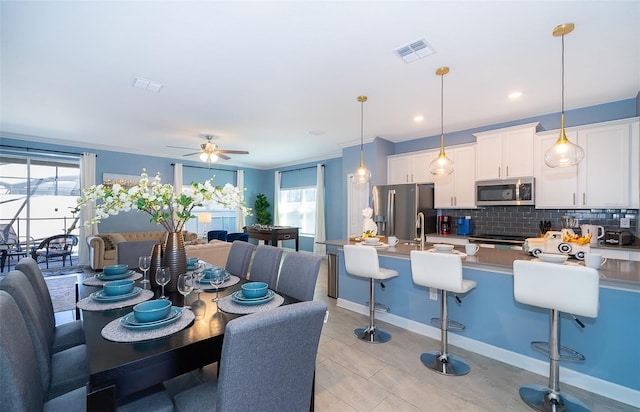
xmin=321 ymin=239 xmax=640 ymax=290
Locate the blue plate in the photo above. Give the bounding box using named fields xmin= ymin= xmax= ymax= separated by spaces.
xmin=91 ymin=287 xmax=142 ymax=302
xmin=231 ymin=289 xmax=275 ymax=305
xmin=120 ymin=307 xmax=183 ymax=330
xmin=96 ymin=270 xmax=136 ymax=281
xmin=200 ymin=270 xmax=231 ymax=283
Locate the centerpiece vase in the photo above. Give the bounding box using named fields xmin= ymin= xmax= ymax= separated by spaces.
xmin=163 ymin=231 xmax=187 ymax=292
xmin=149 ymin=243 xmax=163 ymax=289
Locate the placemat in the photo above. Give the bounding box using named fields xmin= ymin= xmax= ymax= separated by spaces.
xmin=83 ymin=272 xmax=143 ymax=286
xmin=76 ymin=289 xmax=154 ymax=311
xmin=217 ymin=292 xmax=284 ymax=315
xmin=195 ymin=275 xmax=240 ymax=291
xmin=101 ymin=308 xmax=195 ymax=343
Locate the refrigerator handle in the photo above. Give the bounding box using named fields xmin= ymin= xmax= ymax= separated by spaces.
xmin=387 ymin=190 xmax=395 ymax=236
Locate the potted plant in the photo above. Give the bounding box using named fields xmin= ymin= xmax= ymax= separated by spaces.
xmin=254 ymin=193 xmax=272 ymax=226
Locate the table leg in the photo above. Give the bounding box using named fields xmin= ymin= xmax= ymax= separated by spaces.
xmin=87 ymin=384 xmax=116 ymax=412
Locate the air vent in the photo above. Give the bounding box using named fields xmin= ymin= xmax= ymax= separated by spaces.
xmin=133 ymin=77 xmax=164 ymax=93
xmin=394 ymin=39 xmax=435 ymax=63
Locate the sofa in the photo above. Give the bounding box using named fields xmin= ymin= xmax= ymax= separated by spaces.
xmin=86 ymin=231 xmax=232 ymax=270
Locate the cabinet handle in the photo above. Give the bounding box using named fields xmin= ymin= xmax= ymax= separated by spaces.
xmin=583 ymin=193 xmax=586 ymax=205
xmin=573 ymin=193 xmax=576 ymax=205
xmin=450 ymin=196 xmax=454 ymax=206
xmin=498 ymin=166 xmax=501 ymax=177
xmin=454 ymin=197 xmax=457 ymax=206
xmin=406 ymin=175 xmax=409 ymax=183
xmin=506 ymin=166 xmax=509 ymax=177
xmin=411 ymin=173 xmax=414 ymax=182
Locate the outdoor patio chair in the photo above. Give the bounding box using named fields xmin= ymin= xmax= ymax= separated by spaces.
xmin=31 ymin=234 xmax=78 ymax=268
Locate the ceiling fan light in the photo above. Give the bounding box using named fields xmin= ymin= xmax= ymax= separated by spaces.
xmin=429 ymin=152 xmax=454 ymax=176
xmin=209 ymin=153 xmax=219 ymax=163
xmin=199 ymin=152 xmax=209 ymax=162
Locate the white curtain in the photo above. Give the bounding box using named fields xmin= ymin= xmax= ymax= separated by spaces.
xmin=236 ymin=170 xmax=245 ymax=232
xmin=314 ymin=164 xmax=326 ymax=256
xmin=273 ymin=171 xmax=281 ymax=225
xmin=173 ymin=163 xmax=183 ymax=194
xmin=78 ymin=152 xmax=97 ymax=265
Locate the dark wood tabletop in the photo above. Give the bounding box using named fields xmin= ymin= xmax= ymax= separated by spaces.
xmin=81 ymin=276 xmax=298 ymax=411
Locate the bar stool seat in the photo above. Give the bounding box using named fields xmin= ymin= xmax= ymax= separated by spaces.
xmin=343 ymin=245 xmax=398 ymax=343
xmin=513 ymin=260 xmax=599 ymax=412
xmin=410 ymin=250 xmax=476 ymax=376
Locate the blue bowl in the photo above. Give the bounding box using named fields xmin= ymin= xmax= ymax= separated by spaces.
xmin=187 ymin=257 xmax=199 ymax=266
xmin=133 ymin=300 xmax=172 ymax=323
xmin=103 ymin=280 xmax=135 ymax=296
xmin=241 ymin=282 xmax=268 ymax=299
xmin=103 ymin=264 xmax=128 ymax=275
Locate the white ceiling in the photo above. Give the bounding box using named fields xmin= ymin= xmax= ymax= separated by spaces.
xmin=1 ymin=1 xmax=639 ymax=169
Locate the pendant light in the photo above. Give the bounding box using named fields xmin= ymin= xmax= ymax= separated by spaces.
xmin=429 ymin=66 xmax=454 ymax=176
xmin=544 ymin=23 xmax=584 ymax=168
xmin=354 ymin=95 xmax=371 ymax=184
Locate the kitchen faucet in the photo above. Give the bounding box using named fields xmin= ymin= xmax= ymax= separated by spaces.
xmin=417 ymin=212 xmax=425 ymax=250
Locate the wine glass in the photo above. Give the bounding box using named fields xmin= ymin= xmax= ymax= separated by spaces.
xmin=192 ymin=262 xmax=205 ymax=297
xmin=177 ymin=274 xmax=194 ymax=308
xmin=210 ymin=268 xmax=225 ymax=303
xmin=138 ymin=256 xmax=151 ymax=290
xmin=155 ymin=267 xmax=170 ymax=299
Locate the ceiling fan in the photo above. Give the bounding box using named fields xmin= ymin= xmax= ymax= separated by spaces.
xmin=168 ymin=135 xmax=249 ymax=163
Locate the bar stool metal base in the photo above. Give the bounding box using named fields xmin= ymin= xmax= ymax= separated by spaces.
xmin=355 ymin=326 xmax=391 ymax=343
xmin=519 ymin=384 xmax=590 ymax=412
xmin=420 ymin=351 xmax=470 ymax=376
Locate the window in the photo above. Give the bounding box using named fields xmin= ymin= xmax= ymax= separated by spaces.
xmin=278 ymin=186 xmax=316 ymax=235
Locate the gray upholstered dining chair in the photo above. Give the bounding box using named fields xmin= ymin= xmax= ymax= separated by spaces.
xmin=16 ymin=257 xmax=85 ymax=353
xmin=0 ymin=270 xmax=89 ymax=400
xmin=0 ymin=290 xmax=174 ymax=412
xmin=117 ymin=240 xmax=158 ymax=269
xmin=173 ymin=300 xmax=327 ymax=412
xmin=224 ymin=240 xmax=255 ymax=279
xmin=276 ymin=252 xmax=321 ymax=301
xmin=247 ymin=244 xmax=283 ymax=289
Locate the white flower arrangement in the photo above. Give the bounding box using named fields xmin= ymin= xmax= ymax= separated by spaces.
xmin=77 ymin=169 xmax=251 ymax=232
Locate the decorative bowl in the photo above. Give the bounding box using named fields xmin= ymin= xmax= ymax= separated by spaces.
xmin=364 ymin=237 xmax=379 ymax=245
xmin=537 ymin=253 xmax=569 ymax=264
xmin=103 ymin=280 xmax=135 ymax=296
xmin=133 ymin=300 xmax=172 ymax=323
xmin=241 ymin=282 xmax=269 ymax=299
xmin=103 ymin=264 xmax=129 ymax=275
xmin=433 ymin=244 xmax=454 ymax=252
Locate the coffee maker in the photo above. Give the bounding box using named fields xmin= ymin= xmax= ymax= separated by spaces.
xmin=438 ymin=215 xmax=452 ymax=235
xmin=457 ymin=216 xmax=472 ymax=236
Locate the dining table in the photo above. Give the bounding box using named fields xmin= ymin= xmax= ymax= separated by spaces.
xmin=80 ymin=271 xmax=299 ymax=411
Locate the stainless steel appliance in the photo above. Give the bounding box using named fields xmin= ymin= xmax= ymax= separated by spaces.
xmin=604 ymin=230 xmax=633 ymax=246
xmin=372 ymin=184 xmax=436 ymax=241
xmin=475 ymin=177 xmax=535 ymax=206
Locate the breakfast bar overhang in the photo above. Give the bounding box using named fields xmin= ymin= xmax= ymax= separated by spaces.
xmin=321 ymin=240 xmax=640 ymax=408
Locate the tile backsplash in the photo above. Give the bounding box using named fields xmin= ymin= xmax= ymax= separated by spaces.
xmin=439 ymin=206 xmax=638 ymax=238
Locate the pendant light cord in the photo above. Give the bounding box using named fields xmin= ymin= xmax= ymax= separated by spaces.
xmin=360 ymin=99 xmax=364 ymax=153
xmin=561 ymin=33 xmax=565 ymax=115
xmin=440 ymin=71 xmax=445 ymax=151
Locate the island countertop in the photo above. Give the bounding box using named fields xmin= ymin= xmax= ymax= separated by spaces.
xmin=320 ymin=239 xmax=640 ymax=290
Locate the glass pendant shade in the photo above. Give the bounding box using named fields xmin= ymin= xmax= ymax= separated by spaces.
xmin=200 ymin=152 xmax=219 ymax=163
xmin=545 ymin=23 xmax=584 ymax=168
xmin=430 ymin=66 xmax=454 ymax=176
xmin=354 ymin=95 xmax=371 ymax=184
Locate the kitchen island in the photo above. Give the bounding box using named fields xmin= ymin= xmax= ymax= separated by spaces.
xmin=321 ymin=239 xmax=640 ymax=408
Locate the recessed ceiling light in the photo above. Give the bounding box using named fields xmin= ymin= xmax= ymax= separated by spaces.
xmin=508 ymin=91 xmax=523 ymax=99
xmin=414 ymin=115 xmax=424 ymax=122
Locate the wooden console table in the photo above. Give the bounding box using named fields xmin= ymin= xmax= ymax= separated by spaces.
xmin=244 ymin=226 xmax=300 ymax=251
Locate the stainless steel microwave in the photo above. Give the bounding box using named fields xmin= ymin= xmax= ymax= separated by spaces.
xmin=475 ymin=177 xmax=535 ymax=206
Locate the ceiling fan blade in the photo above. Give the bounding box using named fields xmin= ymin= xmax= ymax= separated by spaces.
xmin=216 ymin=149 xmax=249 ymax=155
xmin=166 ymin=145 xmax=196 ymax=150
xmin=218 ymin=154 xmax=231 ymax=160
xmin=182 ymin=152 xmax=201 ymax=157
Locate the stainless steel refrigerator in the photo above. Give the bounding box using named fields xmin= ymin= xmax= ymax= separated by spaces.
xmin=372 ymin=183 xmax=437 ymax=240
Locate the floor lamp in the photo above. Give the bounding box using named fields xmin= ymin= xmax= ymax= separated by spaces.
xmin=197 ymin=213 xmax=211 ymax=238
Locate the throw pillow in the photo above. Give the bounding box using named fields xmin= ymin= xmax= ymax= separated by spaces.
xmin=97 ymin=234 xmax=115 ymax=250
xmin=106 ymin=233 xmax=127 ymax=247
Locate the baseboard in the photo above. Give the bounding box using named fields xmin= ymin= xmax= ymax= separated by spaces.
xmin=336 ymin=298 xmax=640 ymax=408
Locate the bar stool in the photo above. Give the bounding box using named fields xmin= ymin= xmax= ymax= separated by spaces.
xmin=513 ymin=260 xmax=599 ymax=412
xmin=410 ymin=250 xmax=476 ymax=376
xmin=343 ymin=245 xmax=398 ymax=343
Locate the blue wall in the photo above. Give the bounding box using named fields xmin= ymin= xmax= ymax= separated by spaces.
xmin=2 ymin=97 xmax=637 ymax=251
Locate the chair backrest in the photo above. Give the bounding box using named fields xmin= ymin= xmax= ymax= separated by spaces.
xmin=225 ymin=240 xmax=255 ymax=279
xmin=276 ymin=252 xmax=321 ymax=301
xmin=216 ymin=300 xmax=327 ymax=411
xmin=248 ymin=245 xmax=283 ymax=288
xmin=0 ymin=290 xmax=47 ymax=411
xmin=37 ymin=234 xmax=78 ymax=251
xmin=207 ymin=230 xmax=228 ymax=242
xmin=117 ymin=240 xmax=158 ymax=269
xmin=15 ymin=257 xmax=56 ymax=338
xmin=410 ymin=251 xmax=465 ymax=293
xmin=0 ymin=223 xmax=20 ymax=251
xmin=343 ymin=245 xmax=381 ymax=279
xmin=513 ymin=260 xmax=599 ymax=318
xmin=0 ymin=270 xmax=53 ymax=393
xmin=226 ymin=232 xmax=249 ymax=242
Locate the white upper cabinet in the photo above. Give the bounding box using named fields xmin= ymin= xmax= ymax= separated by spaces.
xmin=387 ymin=150 xmax=438 ymax=184
xmin=474 ymin=123 xmax=540 ymax=181
xmin=534 ymin=117 xmax=639 ymax=209
xmin=434 ymin=145 xmax=476 ymax=208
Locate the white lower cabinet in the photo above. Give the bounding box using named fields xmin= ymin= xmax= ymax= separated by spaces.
xmin=434 ymin=145 xmax=476 ymax=208
xmin=534 ymin=117 xmax=639 ymax=209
